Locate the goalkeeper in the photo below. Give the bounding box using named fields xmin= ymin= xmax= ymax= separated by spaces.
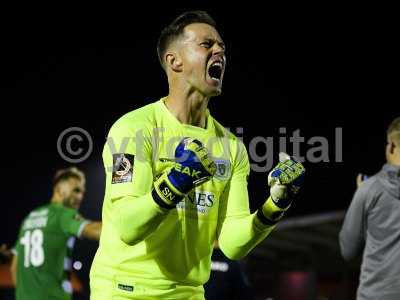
xmin=90 ymin=10 xmax=305 ymax=300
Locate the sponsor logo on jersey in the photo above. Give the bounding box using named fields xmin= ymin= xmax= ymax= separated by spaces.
xmin=112 ymin=153 xmax=134 ymax=184
xmin=187 ymin=191 xmax=215 ymax=208
xmin=177 ymin=191 xmax=216 ymax=214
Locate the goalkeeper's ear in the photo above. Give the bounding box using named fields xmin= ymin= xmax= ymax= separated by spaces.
xmin=165 ymin=51 xmax=183 ymax=73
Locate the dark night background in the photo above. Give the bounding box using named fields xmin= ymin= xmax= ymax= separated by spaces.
xmin=0 ymin=3 xmax=397 ymax=299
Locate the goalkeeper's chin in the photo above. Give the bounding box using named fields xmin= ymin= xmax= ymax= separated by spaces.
xmin=203 ymin=78 xmax=223 ymax=97
xmin=205 ymin=86 xmax=222 ymax=98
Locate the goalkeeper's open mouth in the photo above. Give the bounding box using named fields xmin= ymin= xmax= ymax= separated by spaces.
xmin=206 ymin=57 xmax=225 ymax=87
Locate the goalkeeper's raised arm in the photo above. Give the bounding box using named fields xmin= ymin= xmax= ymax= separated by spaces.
xmin=217 ymin=147 xmax=305 ymax=260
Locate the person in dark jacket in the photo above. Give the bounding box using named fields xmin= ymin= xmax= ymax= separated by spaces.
xmin=339 ymin=117 xmax=400 ymax=300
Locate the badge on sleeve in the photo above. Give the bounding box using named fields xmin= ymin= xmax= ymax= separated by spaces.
xmin=112 ymin=153 xmax=134 ymax=184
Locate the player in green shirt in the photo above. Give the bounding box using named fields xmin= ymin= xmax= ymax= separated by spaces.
xmin=10 ymin=167 xmax=102 ymax=300
xmin=90 ymin=11 xmax=305 ymax=299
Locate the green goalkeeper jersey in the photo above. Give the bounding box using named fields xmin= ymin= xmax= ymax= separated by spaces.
xmin=14 ymin=203 xmax=88 ymax=300
xmin=90 ymin=98 xmax=275 ymax=299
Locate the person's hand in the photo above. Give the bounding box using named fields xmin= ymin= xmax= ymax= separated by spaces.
xmin=356 ymin=173 xmax=368 ymax=188
xmin=152 ymin=138 xmax=216 ymax=208
xmin=169 ymin=137 xmax=216 ymax=192
xmin=268 ymin=152 xmax=305 ymax=208
xmin=258 ymin=153 xmax=305 ymax=224
xmin=0 ymin=244 xmax=13 ymax=262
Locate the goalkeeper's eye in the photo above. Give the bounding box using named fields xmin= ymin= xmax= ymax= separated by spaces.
xmin=200 ymin=41 xmax=212 ymax=48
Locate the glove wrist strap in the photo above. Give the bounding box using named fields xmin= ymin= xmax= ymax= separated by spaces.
xmin=257 ymin=196 xmax=290 ymax=225
xmin=152 ymin=172 xmax=185 ymax=209
xmin=270 ymin=194 xmax=292 ymax=209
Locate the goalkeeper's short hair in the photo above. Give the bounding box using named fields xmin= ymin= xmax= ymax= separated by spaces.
xmin=157 ymin=11 xmax=217 ymax=69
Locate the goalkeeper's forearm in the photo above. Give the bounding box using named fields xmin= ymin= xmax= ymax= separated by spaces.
xmin=218 ymin=196 xmax=289 ymax=260
xmin=112 ymin=192 xmax=170 ymax=245
xmin=113 ymin=169 xmax=197 ymax=245
xmin=218 ymin=207 xmax=279 ymax=260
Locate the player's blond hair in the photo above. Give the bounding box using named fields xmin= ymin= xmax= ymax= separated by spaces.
xmin=53 ymin=167 xmax=86 ymax=186
xmin=387 ymin=117 xmax=400 ymax=146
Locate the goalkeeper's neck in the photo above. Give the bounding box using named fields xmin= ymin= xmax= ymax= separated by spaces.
xmin=164 ymin=88 xmax=210 ymax=129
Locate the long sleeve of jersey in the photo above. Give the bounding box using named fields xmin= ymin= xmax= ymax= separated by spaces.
xmin=103 ymin=118 xmax=167 ymax=245
xmin=217 ymin=142 xmax=276 ymax=260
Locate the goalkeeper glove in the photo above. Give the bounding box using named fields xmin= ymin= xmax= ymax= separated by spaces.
xmin=257 ymin=152 xmax=305 ymax=225
xmin=152 ymin=137 xmax=216 ymax=209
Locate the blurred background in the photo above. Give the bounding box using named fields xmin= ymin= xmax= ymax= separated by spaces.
xmin=0 ymin=3 xmax=396 ymax=300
